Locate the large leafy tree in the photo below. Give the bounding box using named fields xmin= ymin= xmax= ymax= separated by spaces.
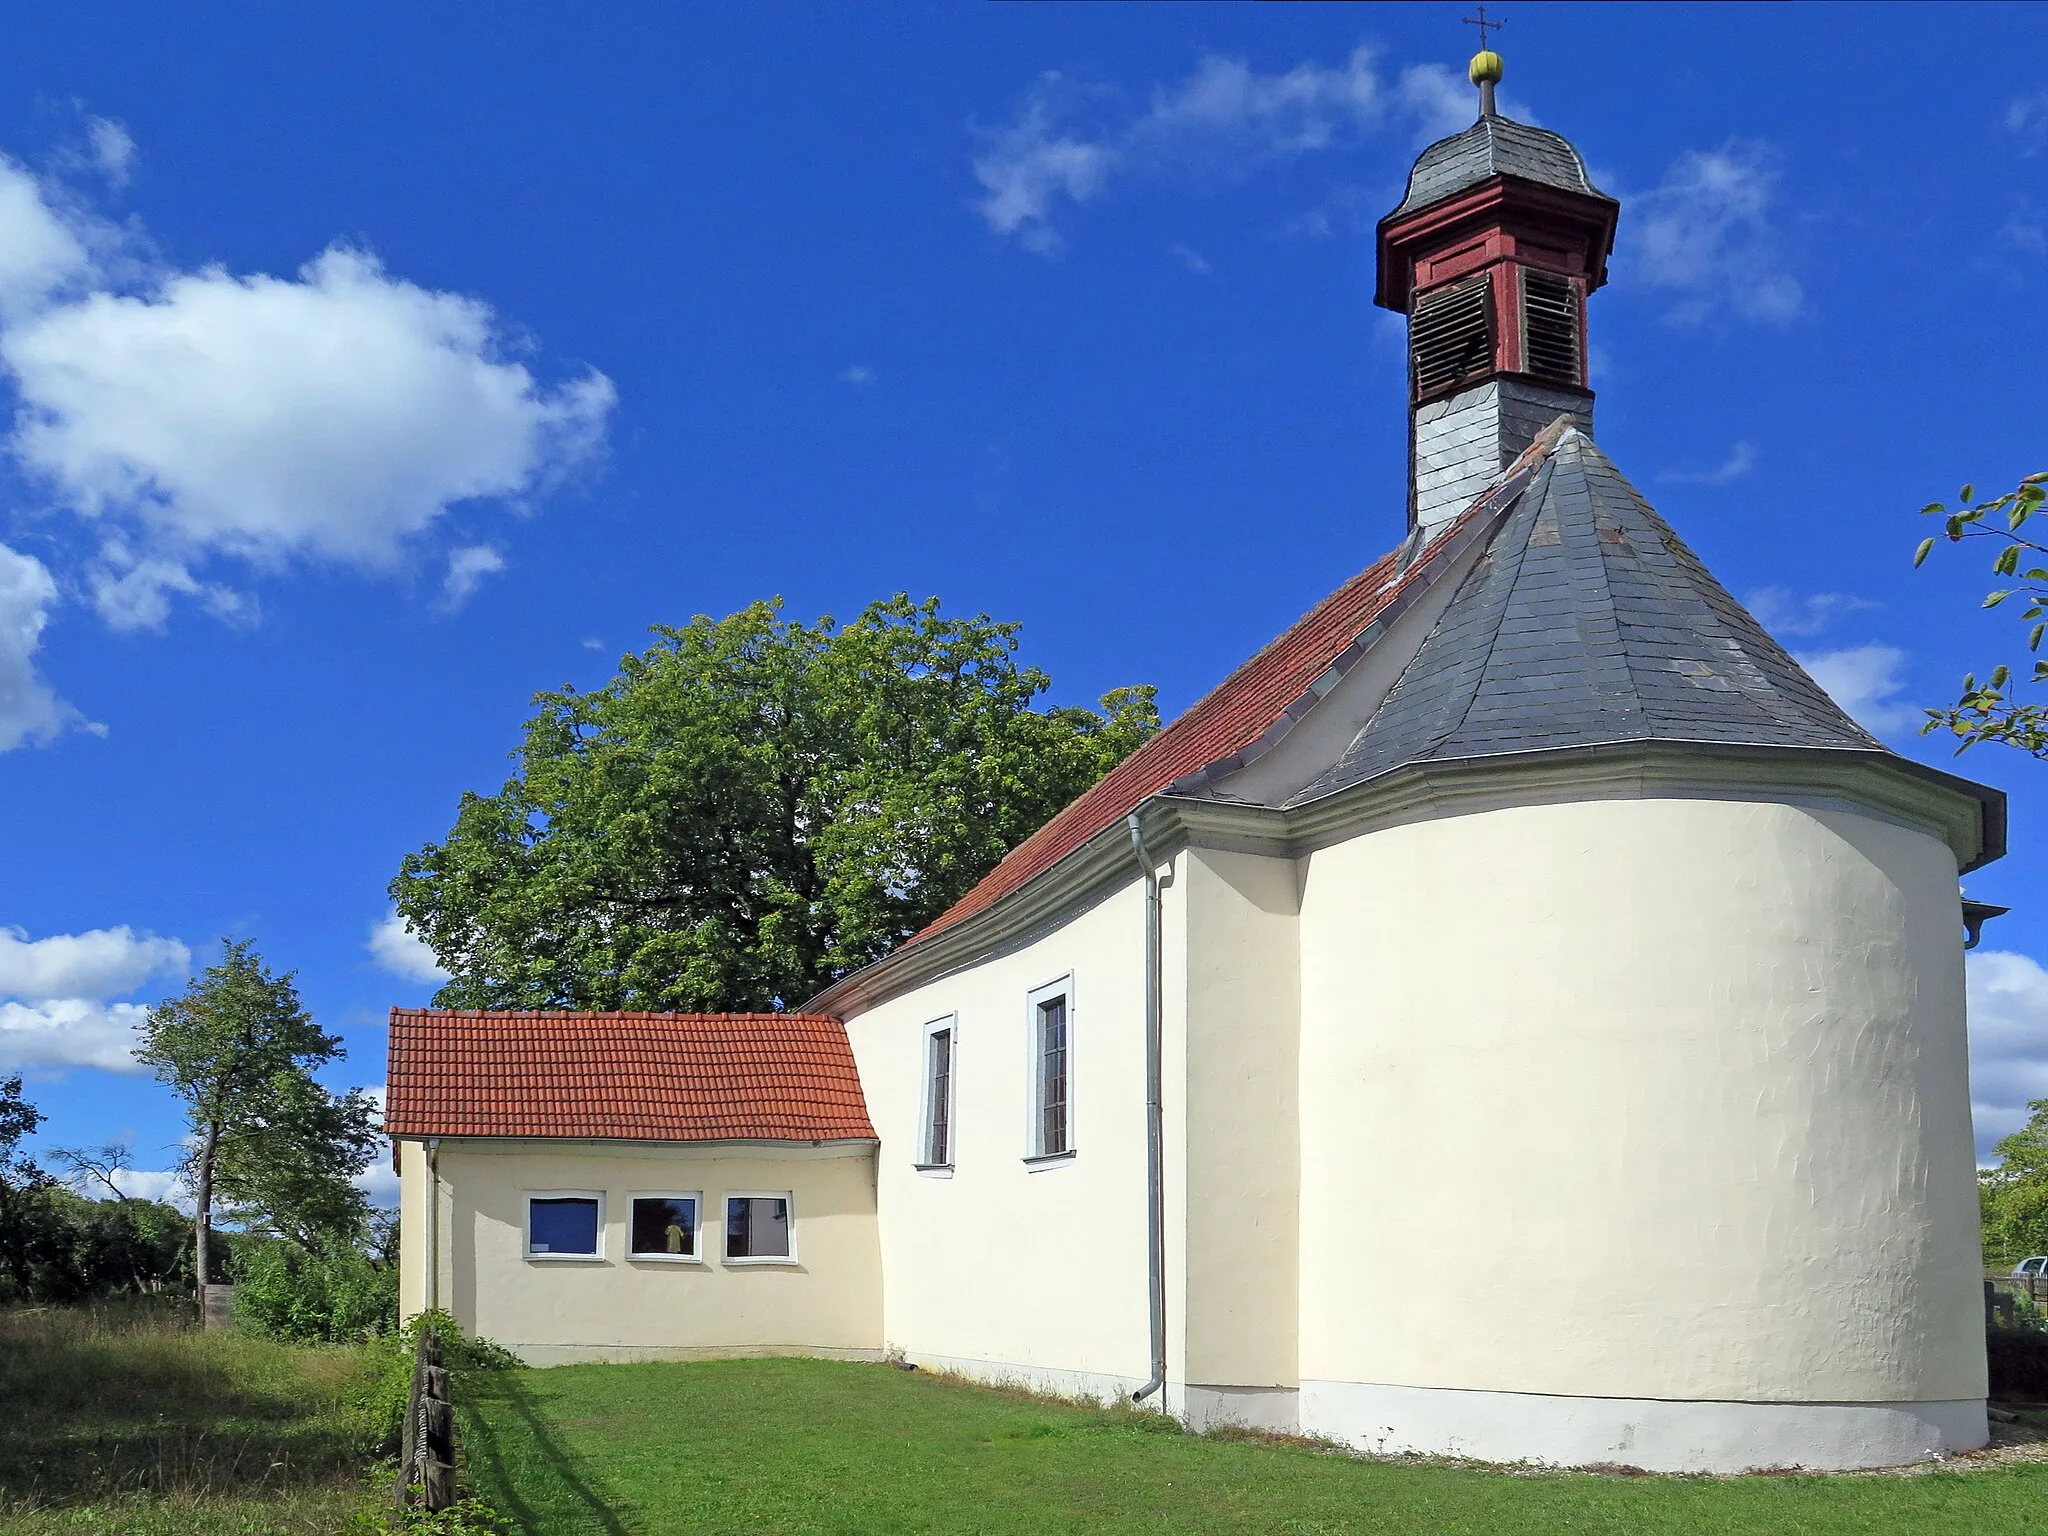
xmin=0 ymin=1076 xmax=51 ymax=1298
xmin=136 ymin=941 xmax=381 ymax=1292
xmin=1981 ymin=1098 xmax=2048 ymax=1267
xmin=1915 ymin=473 xmax=2048 ymax=754
xmin=392 ymin=594 xmax=1158 ymax=1011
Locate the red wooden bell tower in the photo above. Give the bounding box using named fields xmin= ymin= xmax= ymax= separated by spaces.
xmin=1376 ymin=49 xmax=1620 ymax=535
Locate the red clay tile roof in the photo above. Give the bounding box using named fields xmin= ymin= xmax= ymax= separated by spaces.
xmin=384 ymin=1010 xmax=876 ymax=1143
xmin=902 ymin=442 xmax=1564 ymax=954
xmin=908 ymin=547 xmax=1414 ymax=946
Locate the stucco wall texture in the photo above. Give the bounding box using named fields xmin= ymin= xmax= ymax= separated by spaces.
xmin=397 ymin=1139 xmax=882 ymax=1364
xmin=1297 ymin=796 xmax=1984 ymax=1407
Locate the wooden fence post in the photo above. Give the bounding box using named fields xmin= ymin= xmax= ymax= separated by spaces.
xmin=396 ymin=1326 xmax=459 ymax=1512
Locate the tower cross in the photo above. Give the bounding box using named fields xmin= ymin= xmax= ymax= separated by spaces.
xmin=1464 ymin=5 xmax=1504 ymax=52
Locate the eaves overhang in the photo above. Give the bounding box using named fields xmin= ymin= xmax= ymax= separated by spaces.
xmin=805 ymin=738 xmax=2004 ymax=1020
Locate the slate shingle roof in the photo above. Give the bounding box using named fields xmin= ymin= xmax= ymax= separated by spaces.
xmin=1391 ymin=114 xmax=1614 ymax=218
xmin=1299 ymin=430 xmax=1878 ymax=801
xmin=384 ymin=1009 xmax=876 ymax=1143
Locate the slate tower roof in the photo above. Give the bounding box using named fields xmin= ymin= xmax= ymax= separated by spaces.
xmin=1297 ymin=430 xmax=1879 ymax=803
xmin=1390 ymin=113 xmax=1615 ymax=219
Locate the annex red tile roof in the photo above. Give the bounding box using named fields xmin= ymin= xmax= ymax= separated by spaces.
xmin=908 ymin=547 xmax=1415 ymax=946
xmin=384 ymin=1010 xmax=876 ymax=1144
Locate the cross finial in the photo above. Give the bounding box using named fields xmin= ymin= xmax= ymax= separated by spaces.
xmin=1463 ymin=6 xmax=1505 ymax=118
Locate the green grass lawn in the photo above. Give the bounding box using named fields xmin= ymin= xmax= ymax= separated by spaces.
xmin=460 ymin=1356 xmax=2048 ymax=1536
xmin=0 ymin=1302 xmax=387 ymax=1536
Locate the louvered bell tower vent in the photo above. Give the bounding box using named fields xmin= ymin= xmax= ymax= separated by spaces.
xmin=1411 ymin=271 xmax=1494 ymax=401
xmin=1520 ymin=268 xmax=1581 ymax=387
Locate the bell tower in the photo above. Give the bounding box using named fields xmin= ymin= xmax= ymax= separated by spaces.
xmin=1376 ymin=48 xmax=1619 ymax=537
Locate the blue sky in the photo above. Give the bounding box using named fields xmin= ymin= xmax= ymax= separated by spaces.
xmin=3 ymin=3 xmax=2046 ymax=1199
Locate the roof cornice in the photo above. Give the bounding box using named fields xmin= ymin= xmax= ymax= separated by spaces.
xmin=805 ymin=739 xmax=2003 ymax=1019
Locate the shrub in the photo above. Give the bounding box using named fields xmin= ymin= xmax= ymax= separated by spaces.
xmin=348 ymin=1496 xmax=513 ymax=1534
xmin=234 ymin=1237 xmax=397 ymax=1343
xmin=345 ymin=1309 xmax=523 ymax=1457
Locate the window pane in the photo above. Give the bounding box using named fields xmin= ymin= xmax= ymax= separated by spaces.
xmin=927 ymin=1029 xmax=952 ymax=1165
xmin=726 ymin=1196 xmax=790 ymax=1258
xmin=529 ymin=1197 xmax=600 ymax=1255
xmin=1039 ymin=997 xmax=1068 ymax=1156
xmin=629 ymin=1197 xmax=697 ymax=1256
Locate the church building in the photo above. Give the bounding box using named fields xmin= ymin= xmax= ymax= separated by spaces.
xmin=387 ymin=51 xmax=2006 ymax=1473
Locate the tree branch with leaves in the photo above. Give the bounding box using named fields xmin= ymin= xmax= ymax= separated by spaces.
xmin=1916 ymin=473 xmax=2048 ymax=755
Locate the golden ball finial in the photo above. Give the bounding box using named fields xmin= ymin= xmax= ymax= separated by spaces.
xmin=1468 ymin=49 xmax=1504 ymax=86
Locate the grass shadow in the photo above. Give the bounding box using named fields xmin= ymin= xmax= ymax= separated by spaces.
xmin=461 ymin=1373 xmax=633 ymax=1536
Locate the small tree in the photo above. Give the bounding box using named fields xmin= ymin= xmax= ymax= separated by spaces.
xmin=135 ymin=940 xmax=380 ymax=1295
xmin=1915 ymin=473 xmax=2048 ymax=754
xmin=1982 ymin=1097 xmax=2048 ymax=1267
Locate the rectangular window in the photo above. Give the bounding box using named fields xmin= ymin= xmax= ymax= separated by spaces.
xmin=919 ymin=1018 xmax=955 ymax=1170
xmin=628 ymin=1195 xmax=700 ymax=1260
xmin=725 ymin=1194 xmax=793 ymax=1262
xmin=1026 ymin=977 xmax=1075 ymax=1163
xmin=526 ymin=1193 xmax=603 ymax=1259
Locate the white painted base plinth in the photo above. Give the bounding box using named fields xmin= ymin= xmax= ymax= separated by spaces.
xmin=1178 ymin=1384 xmax=1301 ymax=1434
xmin=1302 ymin=1379 xmax=1987 ymax=1472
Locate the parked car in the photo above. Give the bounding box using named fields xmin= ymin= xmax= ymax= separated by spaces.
xmin=2013 ymin=1257 xmax=2048 ymax=1277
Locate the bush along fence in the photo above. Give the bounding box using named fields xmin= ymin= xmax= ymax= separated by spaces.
xmin=399 ymin=1324 xmax=458 ymax=1512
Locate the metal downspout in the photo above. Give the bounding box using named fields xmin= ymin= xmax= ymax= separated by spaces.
xmin=1127 ymin=813 xmax=1169 ymax=1406
xmin=424 ymin=1138 xmax=441 ymax=1314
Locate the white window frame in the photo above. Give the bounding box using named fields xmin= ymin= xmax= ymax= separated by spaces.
xmin=722 ymin=1190 xmax=798 ymax=1265
xmin=1023 ymin=974 xmax=1076 ymax=1168
xmin=915 ymin=1015 xmax=958 ymax=1175
xmin=524 ymin=1190 xmax=607 ymax=1262
xmin=625 ymin=1190 xmax=704 ymax=1264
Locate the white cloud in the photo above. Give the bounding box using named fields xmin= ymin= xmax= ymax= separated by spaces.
xmin=86 ymin=119 xmax=136 ymax=186
xmin=1968 ymin=949 xmax=2048 ymax=1161
xmin=0 ymin=541 xmax=71 ymax=749
xmin=6 ymin=247 xmax=614 ymax=577
xmin=1393 ymin=62 xmax=1534 ymax=144
xmin=1657 ymin=441 xmax=1757 ymax=487
xmin=0 ymin=997 xmax=152 ymax=1072
xmin=2009 ymin=93 xmax=2048 ymax=153
xmin=1167 ymin=242 xmax=1212 ymax=275
xmin=0 ymin=924 xmax=187 ymax=1001
xmin=0 ymin=923 xmax=187 ymax=1073
xmin=839 ymin=364 xmax=876 ymax=387
xmin=369 ymin=910 xmax=449 ymax=985
xmin=975 ymin=47 xmax=1414 ymax=253
xmin=88 ymin=543 xmax=250 ymax=632
xmin=0 ymin=156 xmax=91 ymax=322
xmin=1745 ymin=586 xmax=1880 ymax=640
xmin=1628 ymin=142 xmax=1801 ymax=324
xmin=581 ymin=637 xmax=605 ymax=651
xmin=441 ymin=544 xmax=504 ymax=608
xmin=1795 ymin=642 xmax=1917 ymax=734
xmin=109 ymin=1167 xmax=190 ymax=1208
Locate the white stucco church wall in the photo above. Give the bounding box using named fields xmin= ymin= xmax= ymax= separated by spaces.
xmin=1294 ymin=794 xmax=1986 ymax=1469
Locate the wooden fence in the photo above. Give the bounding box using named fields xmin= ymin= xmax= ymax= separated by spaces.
xmin=397 ymin=1326 xmax=458 ymax=1513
